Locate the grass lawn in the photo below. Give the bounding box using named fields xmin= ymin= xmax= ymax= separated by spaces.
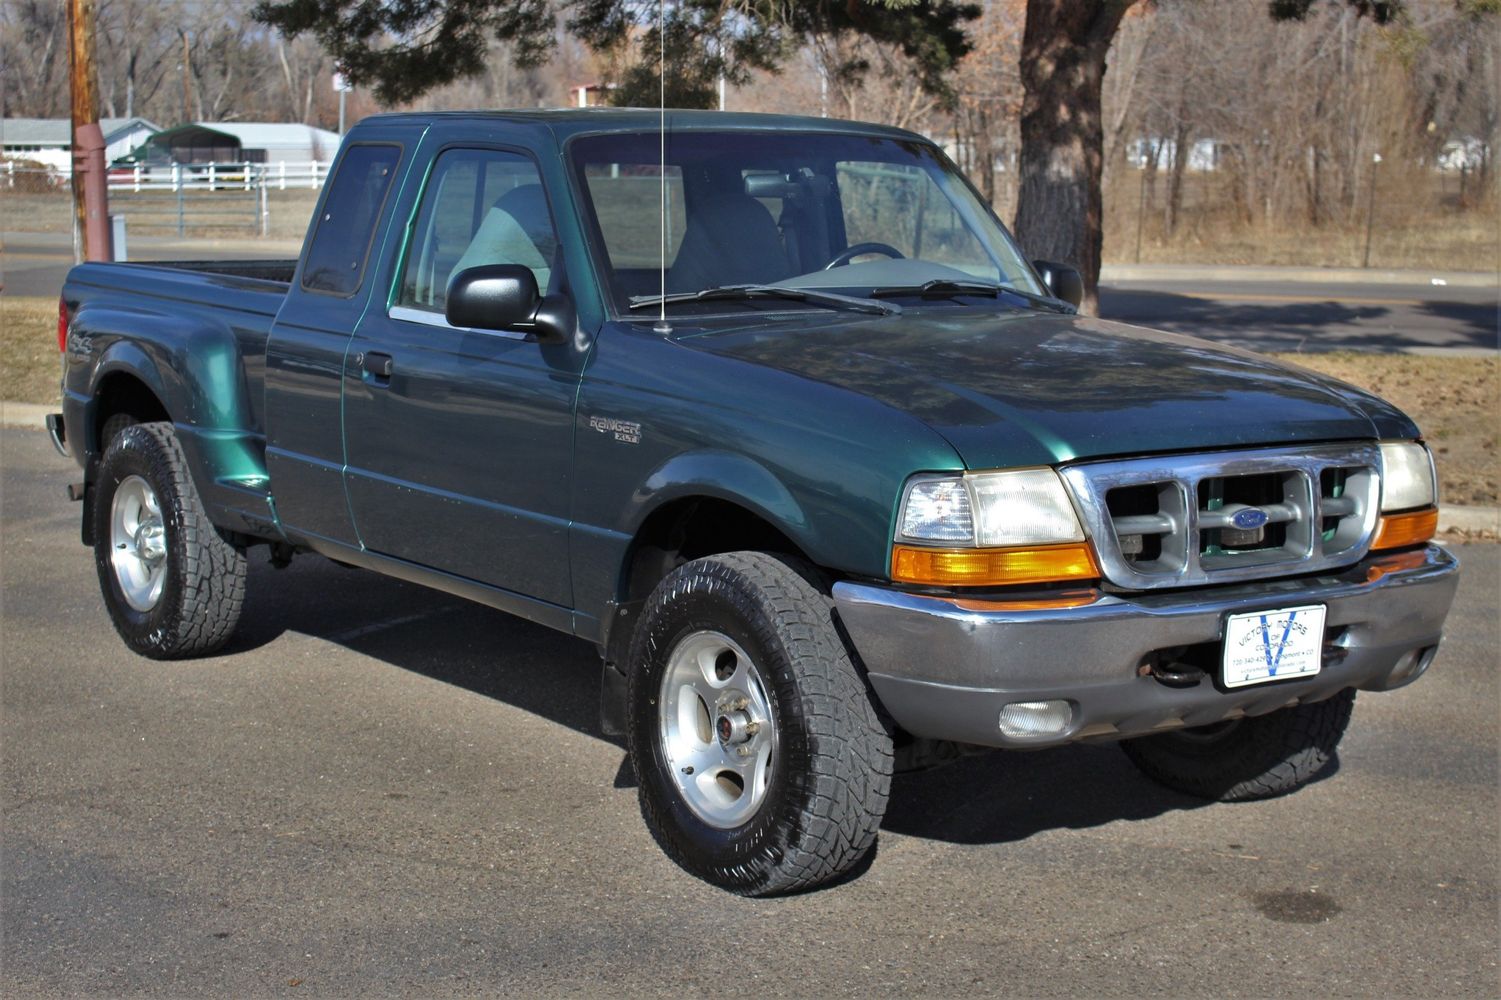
xmin=4 ymin=293 xmax=1495 ymax=506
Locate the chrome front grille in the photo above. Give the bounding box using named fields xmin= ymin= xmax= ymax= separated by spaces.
xmin=1059 ymin=444 xmax=1381 ymax=590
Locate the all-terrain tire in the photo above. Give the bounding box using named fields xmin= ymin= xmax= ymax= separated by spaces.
xmin=93 ymin=421 xmax=247 ymax=658
xmin=1120 ymin=689 xmax=1356 ymax=801
xmin=627 ymin=551 xmax=893 ymax=896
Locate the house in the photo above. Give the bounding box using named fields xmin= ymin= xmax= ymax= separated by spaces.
xmin=1438 ymin=137 xmax=1488 ymax=172
xmin=0 ymin=117 xmax=161 ymax=172
xmin=1126 ymin=136 xmax=1222 ymax=172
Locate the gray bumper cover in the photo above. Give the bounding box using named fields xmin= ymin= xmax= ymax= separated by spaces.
xmin=833 ymin=545 xmax=1459 ymax=749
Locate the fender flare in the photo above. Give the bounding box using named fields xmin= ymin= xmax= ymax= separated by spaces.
xmin=622 ymin=449 xmax=815 ymax=557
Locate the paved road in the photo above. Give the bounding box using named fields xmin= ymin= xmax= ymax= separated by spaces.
xmin=0 ymin=231 xmax=296 ymax=300
xmin=1099 ymin=279 xmax=1498 ymax=355
xmin=3 ymin=232 xmax=1495 ymax=354
xmin=3 ymin=427 xmax=1497 ymax=997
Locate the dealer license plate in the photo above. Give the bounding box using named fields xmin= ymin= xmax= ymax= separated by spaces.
xmin=1222 ymin=605 xmax=1328 ymax=689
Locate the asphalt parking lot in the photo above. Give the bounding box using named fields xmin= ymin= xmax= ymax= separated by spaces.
xmin=2 ymin=425 xmax=1497 ymax=998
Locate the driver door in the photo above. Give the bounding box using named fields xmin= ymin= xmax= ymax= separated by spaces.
xmin=341 ymin=145 xmax=580 ymax=608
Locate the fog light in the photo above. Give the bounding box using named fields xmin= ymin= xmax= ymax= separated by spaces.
xmin=998 ymin=700 xmax=1074 ymax=738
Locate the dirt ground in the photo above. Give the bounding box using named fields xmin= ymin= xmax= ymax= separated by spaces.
xmin=1272 ymin=351 xmax=1499 ymax=512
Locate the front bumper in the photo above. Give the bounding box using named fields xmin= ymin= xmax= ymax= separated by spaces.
xmin=833 ymin=544 xmax=1459 ymax=749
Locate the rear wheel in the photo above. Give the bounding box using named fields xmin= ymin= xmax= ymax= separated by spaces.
xmin=92 ymin=422 xmax=246 ymax=658
xmin=1120 ymin=690 xmax=1355 ymax=801
xmin=627 ymin=551 xmax=892 ymax=895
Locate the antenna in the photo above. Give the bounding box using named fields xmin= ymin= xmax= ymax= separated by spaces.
xmin=653 ymin=0 xmax=672 ymax=335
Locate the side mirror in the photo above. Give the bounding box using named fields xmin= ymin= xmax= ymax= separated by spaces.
xmin=1031 ymin=260 xmax=1084 ymax=309
xmin=445 ymin=264 xmax=572 ymax=343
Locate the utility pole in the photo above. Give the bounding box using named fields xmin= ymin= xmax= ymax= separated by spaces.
xmin=69 ymin=0 xmax=111 ymax=263
xmin=333 ymin=70 xmax=351 ymax=135
xmin=1134 ymin=151 xmax=1148 ymax=264
xmin=1362 ymin=152 xmax=1381 ymax=269
xmin=180 ymin=30 xmax=193 ymax=123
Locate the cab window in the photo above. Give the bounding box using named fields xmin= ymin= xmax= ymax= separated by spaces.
xmin=301 ymin=143 xmax=400 ymax=296
xmin=398 ymin=148 xmax=556 ymax=313
xmin=835 ymin=160 xmax=997 ymax=281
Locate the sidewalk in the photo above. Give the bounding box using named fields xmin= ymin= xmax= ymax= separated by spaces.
xmin=6 ymin=400 xmax=1492 ymax=537
xmin=1101 ymin=262 xmax=1498 ymax=288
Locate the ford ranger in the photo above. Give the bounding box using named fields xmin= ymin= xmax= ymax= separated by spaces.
xmin=52 ymin=109 xmax=1459 ymax=896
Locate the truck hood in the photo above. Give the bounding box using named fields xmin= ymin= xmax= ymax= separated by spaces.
xmin=680 ymin=309 xmax=1416 ymax=469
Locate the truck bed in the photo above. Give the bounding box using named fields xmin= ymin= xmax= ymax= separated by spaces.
xmin=138 ymin=259 xmax=298 ymax=285
xmin=63 ymin=259 xmax=295 ymax=438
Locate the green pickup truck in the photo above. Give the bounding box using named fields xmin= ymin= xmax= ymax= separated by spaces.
xmin=54 ymin=109 xmax=1458 ymax=895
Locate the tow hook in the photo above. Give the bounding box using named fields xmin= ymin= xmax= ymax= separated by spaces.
xmin=1139 ymin=656 xmax=1206 ymax=688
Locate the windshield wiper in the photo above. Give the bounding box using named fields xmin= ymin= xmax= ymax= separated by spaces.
xmin=869 ymin=278 xmax=1072 ymax=313
xmin=629 ymin=283 xmax=900 ymax=316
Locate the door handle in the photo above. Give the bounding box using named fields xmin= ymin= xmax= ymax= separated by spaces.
xmin=360 ymin=351 xmax=394 ymax=380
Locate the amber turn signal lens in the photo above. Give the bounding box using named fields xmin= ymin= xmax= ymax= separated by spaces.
xmin=891 ymin=542 xmax=1101 ymax=588
xmin=1371 ymin=507 xmax=1438 ymax=551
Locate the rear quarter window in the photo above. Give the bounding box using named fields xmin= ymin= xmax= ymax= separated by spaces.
xmin=301 ymin=144 xmax=401 ymax=296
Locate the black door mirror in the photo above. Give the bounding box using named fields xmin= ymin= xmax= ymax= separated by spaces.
xmin=445 ymin=264 xmax=571 ymax=343
xmin=1031 ymin=260 xmax=1084 ymax=309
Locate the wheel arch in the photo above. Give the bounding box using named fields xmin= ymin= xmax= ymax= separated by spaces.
xmin=89 ymin=350 xmax=173 ymax=456
xmin=598 ymin=486 xmax=827 ymax=739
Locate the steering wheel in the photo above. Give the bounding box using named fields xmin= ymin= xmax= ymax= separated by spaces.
xmin=823 ymin=242 xmax=905 ymax=270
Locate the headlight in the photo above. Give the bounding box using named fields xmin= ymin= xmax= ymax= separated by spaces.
xmin=898 ymin=478 xmax=975 ymax=542
xmin=1379 ymin=441 xmax=1437 ymax=512
xmin=899 ymin=469 xmax=1085 ymax=547
xmin=894 ymin=469 xmax=1097 ymax=587
xmin=1372 ymin=441 xmax=1439 ymax=551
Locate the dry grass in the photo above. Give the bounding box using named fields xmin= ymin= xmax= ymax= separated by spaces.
xmin=0 ymin=189 xmax=320 ymax=241
xmin=7 ymin=167 xmax=1493 ymax=271
xmin=1101 ymin=169 xmax=1500 ymax=272
xmin=1107 ymin=211 xmax=1501 ymax=272
xmin=6 ymin=290 xmax=1494 ymax=507
xmin=0 ymin=296 xmax=61 ymax=405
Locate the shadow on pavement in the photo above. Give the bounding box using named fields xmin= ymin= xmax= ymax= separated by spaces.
xmin=1098 ymin=287 xmax=1497 ymax=352
xmin=228 ymin=555 xmax=608 ymax=741
xmin=223 ymin=553 xmax=1313 ymax=847
xmin=1418 ymin=297 xmax=1501 ymax=340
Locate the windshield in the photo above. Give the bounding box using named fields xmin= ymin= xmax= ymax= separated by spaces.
xmin=568 ymin=130 xmax=1044 ymax=313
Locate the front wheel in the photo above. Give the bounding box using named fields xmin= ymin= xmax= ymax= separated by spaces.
xmin=627 ymin=551 xmax=892 ymax=896
xmin=1120 ymin=689 xmax=1355 ymax=801
xmin=92 ymin=422 xmax=247 ymax=658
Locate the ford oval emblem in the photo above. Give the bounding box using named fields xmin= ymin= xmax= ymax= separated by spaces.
xmin=1232 ymin=507 xmax=1269 ymax=530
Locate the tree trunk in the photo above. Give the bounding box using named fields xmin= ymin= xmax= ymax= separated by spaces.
xmin=976 ymin=103 xmax=996 ymax=204
xmin=1013 ymin=0 xmax=1140 ymax=316
xmin=1166 ymin=122 xmax=1189 ymax=237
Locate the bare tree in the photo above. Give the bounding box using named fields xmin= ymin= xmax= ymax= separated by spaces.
xmin=1 ymin=0 xmax=69 ymax=116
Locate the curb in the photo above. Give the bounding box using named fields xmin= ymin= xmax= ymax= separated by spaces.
xmin=4 ymin=399 xmax=1493 ymax=537
xmin=1438 ymin=505 xmax=1500 ymax=535
xmin=0 ymin=401 xmax=53 ymax=429
xmin=1100 ymin=263 xmax=1498 ymax=289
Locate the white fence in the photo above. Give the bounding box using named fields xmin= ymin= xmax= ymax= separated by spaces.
xmin=2 ymin=159 xmax=330 ymax=191
xmin=108 ymin=161 xmax=329 ymax=191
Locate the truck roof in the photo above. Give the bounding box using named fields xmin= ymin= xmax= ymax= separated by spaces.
xmin=355 ymin=108 xmax=929 ymax=144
